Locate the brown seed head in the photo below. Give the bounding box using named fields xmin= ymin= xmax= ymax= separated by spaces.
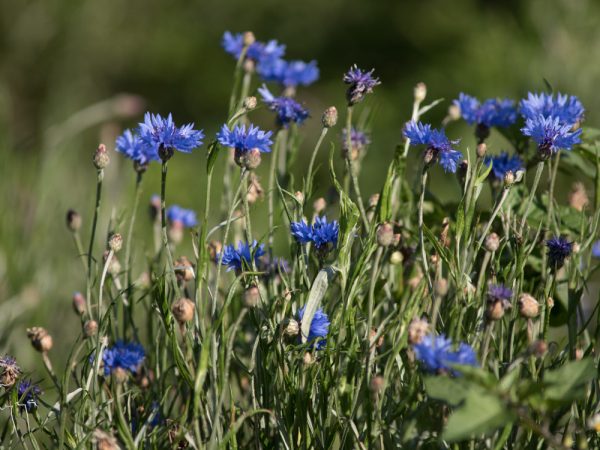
xmin=27 ymin=327 xmax=53 ymax=353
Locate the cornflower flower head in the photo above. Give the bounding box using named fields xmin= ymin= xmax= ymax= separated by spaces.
xmin=521 ymin=115 xmax=582 ymax=158
xmin=290 ymin=216 xmax=339 ymax=254
xmin=403 ymin=121 xmax=462 ymax=173
xmin=520 ymin=92 xmax=585 ymax=126
xmin=342 ymin=127 xmax=370 ymax=160
xmin=413 ymin=334 xmax=477 ymax=375
xmin=488 ymin=284 xmax=513 ymax=302
xmin=485 ymin=152 xmax=524 ymax=182
xmin=217 ymin=240 xmax=265 ymax=272
xmin=138 ymin=112 xmax=204 ymax=161
xmin=17 ymin=380 xmax=42 ymax=413
xmin=166 ymin=205 xmax=198 ymax=228
xmin=296 ymin=306 xmax=330 ymax=350
xmin=546 ymin=236 xmax=573 ymax=270
xmin=98 ymin=341 xmax=145 ymax=377
xmin=0 ymin=355 xmax=21 ymax=388
xmin=258 ymin=85 xmax=309 ymax=127
xmin=258 ymin=59 xmax=319 ymax=88
xmin=217 ymin=124 xmax=273 ymax=153
xmin=454 ymin=93 xmax=518 ymax=128
xmin=221 ymin=32 xmax=285 ymax=66
xmin=115 ymin=129 xmax=159 ymax=170
xmin=343 ymin=65 xmax=380 ymax=105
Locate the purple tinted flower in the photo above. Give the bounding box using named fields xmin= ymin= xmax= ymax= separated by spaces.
xmin=546 ymin=236 xmax=573 ymax=269
xmin=488 ymin=284 xmax=513 ymax=302
xmin=258 ymin=59 xmax=319 ymax=88
xmin=259 ymin=256 xmax=290 ymax=279
xmin=221 ymin=32 xmax=285 ymax=66
xmin=98 ymin=341 xmax=145 ymax=376
xmin=258 ymin=85 xmax=309 ymax=127
xmin=218 ymin=240 xmax=265 ymax=272
xmin=291 ymin=216 xmax=339 ymax=252
xmin=592 ymin=241 xmax=600 ymax=259
xmin=485 ymin=152 xmax=524 ymax=181
xmin=403 ymin=121 xmax=463 ymax=173
xmin=166 ymin=205 xmax=198 ymax=228
xmin=413 ymin=334 xmax=477 ymax=375
xmin=17 ymin=380 xmax=41 ymax=413
xmin=521 ymin=115 xmax=582 ymax=156
xmin=343 ymin=65 xmax=381 ymax=105
xmin=138 ymin=113 xmax=204 ymax=157
xmin=217 ymin=124 xmax=273 ymax=153
xmin=342 ymin=128 xmax=370 ymax=152
xmin=454 ymin=93 xmax=518 ymax=128
xmin=296 ymin=306 xmax=330 ymax=350
xmin=520 ymin=92 xmax=584 ymax=126
xmin=116 ymin=129 xmax=160 ymax=166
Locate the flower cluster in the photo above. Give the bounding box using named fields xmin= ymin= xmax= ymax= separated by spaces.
xmin=413 ymin=334 xmax=477 ymax=375
xmin=520 ymin=92 xmax=584 ymax=126
xmin=291 ymin=216 xmax=339 ymax=252
xmin=454 ymin=93 xmax=518 ymax=128
xmin=167 ymin=205 xmax=198 ymax=228
xmin=218 ymin=240 xmax=265 ymax=272
xmin=258 ymin=59 xmax=319 ymax=88
xmin=99 ymin=341 xmax=145 ymax=377
xmin=258 ymin=85 xmax=309 ymax=127
xmin=17 ymin=380 xmax=42 ymax=413
xmin=403 ymin=121 xmax=462 ymax=173
xmin=222 ymin=31 xmax=285 ymax=67
xmin=343 ymin=65 xmax=380 ymax=105
xmin=297 ymin=306 xmax=330 ymax=350
xmin=217 ymin=124 xmax=273 ymax=154
xmin=485 ymin=152 xmax=524 ymax=182
xmin=546 ymin=236 xmax=573 ymax=269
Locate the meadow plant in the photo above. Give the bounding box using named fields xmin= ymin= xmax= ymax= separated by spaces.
xmin=3 ymin=30 xmax=600 ymax=449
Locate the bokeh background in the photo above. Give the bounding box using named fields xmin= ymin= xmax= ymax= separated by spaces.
xmin=1 ymin=0 xmax=599 ymax=370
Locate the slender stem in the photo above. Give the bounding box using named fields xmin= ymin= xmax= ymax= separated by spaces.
xmin=241 ymin=170 xmax=252 ymax=244
xmin=268 ymin=130 xmax=284 ymax=255
xmin=519 ymin=161 xmax=545 ymax=234
xmin=345 ymin=106 xmax=369 ymax=230
xmin=125 ymin=172 xmax=143 ymax=294
xmin=542 ymin=154 xmax=561 ymax=275
xmin=305 ymin=127 xmax=328 ymax=197
xmin=160 ymin=161 xmax=181 ymax=298
xmin=476 ymin=187 xmax=510 ymax=252
xmin=86 ymin=170 xmax=104 ymax=321
xmin=98 ymin=249 xmax=113 ymax=317
xmin=418 ymin=168 xmax=434 ymax=294
xmin=114 ymin=384 xmax=136 ymax=449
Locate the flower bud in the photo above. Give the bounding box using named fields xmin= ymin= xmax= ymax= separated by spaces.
xmin=485 ymin=232 xmax=500 ymax=252
xmin=208 ymin=241 xmax=223 ymax=261
xmin=572 ymin=242 xmax=581 ymax=254
xmin=413 ymin=82 xmax=427 ymax=103
xmin=27 ymin=327 xmax=53 ymax=353
xmin=243 ymin=31 xmax=255 ymax=47
xmin=172 ymin=298 xmax=195 ymax=324
xmin=174 ymin=256 xmax=194 ymax=283
xmin=503 ymin=170 xmax=515 ymax=187
xmin=476 ymin=143 xmax=487 ymax=159
xmin=72 ymin=292 xmax=87 ymax=316
xmin=303 ymin=352 xmax=313 ymax=365
xmin=321 ymin=106 xmax=338 ymax=128
xmin=486 ymin=298 xmax=510 ymax=321
xmin=448 ymin=104 xmax=461 ymax=121
xmin=313 ymin=197 xmax=327 ymax=214
xmin=93 ymin=144 xmax=110 ymax=170
xmin=423 ymin=147 xmax=436 ymax=165
xmin=518 ymin=293 xmax=539 ymax=319
xmin=243 ymin=96 xmax=257 ymax=111
xmin=243 ymin=286 xmax=260 ymax=307
xmin=569 ymin=182 xmax=589 ymax=212
xmin=83 ymin=320 xmax=98 ymax=337
xmin=112 ymin=367 xmax=128 ymax=384
xmin=368 ymin=193 xmax=380 ymax=208
xmin=108 ymin=233 xmax=123 ymax=252
xmin=93 ymin=429 xmax=119 ymax=450
xmin=234 ymin=148 xmax=262 ymax=170
xmin=168 ymin=222 xmax=184 ymax=245
xmin=281 ymin=318 xmax=300 ymax=337
xmin=408 ymin=318 xmax=429 ymax=345
xmin=390 ymin=251 xmax=403 ymax=265
xmin=434 ymin=278 xmax=449 ymax=297
xmin=294 ymin=191 xmax=304 ymax=205
xmin=529 ymin=339 xmax=547 ymax=358
xmin=66 ymin=209 xmax=82 ymax=232
xmin=376 ymin=222 xmax=395 ymax=247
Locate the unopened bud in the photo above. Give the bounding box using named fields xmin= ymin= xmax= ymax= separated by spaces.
xmin=434 ymin=278 xmax=449 ymax=297
xmin=243 ymin=286 xmax=260 ymax=307
xmin=27 ymin=327 xmax=53 ymax=353
xmin=174 ymin=256 xmax=194 ymax=283
xmin=376 ymin=222 xmax=395 ymax=247
xmin=313 ymin=197 xmax=326 ymax=214
xmin=408 ymin=318 xmax=429 ymax=345
xmin=569 ymin=182 xmax=589 ymax=212
xmin=294 ymin=191 xmax=304 ymax=205
xmin=485 ymin=232 xmax=500 ymax=252
xmin=93 ymin=144 xmax=110 ymax=170
xmin=487 ymin=300 xmax=506 ymax=320
xmin=303 ymin=352 xmax=313 ymax=365
xmin=234 ymin=148 xmax=262 ymax=170
xmin=281 ymin=318 xmax=300 ymax=337
xmin=572 ymin=242 xmax=581 ymax=254
xmin=209 ymin=241 xmax=222 ymax=261
xmin=518 ymin=293 xmax=539 ymax=318
xmin=243 ymin=96 xmax=257 ymax=110
xmin=368 ymin=193 xmax=380 ymax=208
xmin=414 ymin=82 xmax=427 ymax=103
xmin=529 ymin=340 xmax=547 ymax=357
xmin=448 ymin=104 xmax=461 ymax=121
xmin=321 ymin=106 xmax=338 ymax=128
xmin=390 ymin=251 xmax=403 ymax=265
xmin=112 ymin=367 xmax=128 ymax=384
xmin=242 ymin=31 xmax=255 ymax=47
xmin=93 ymin=429 xmax=119 ymax=450
xmin=83 ymin=320 xmax=98 ymax=337
xmin=503 ymin=170 xmax=515 ymax=187
xmin=66 ymin=209 xmax=82 ymax=232
xmin=108 ymin=233 xmax=123 ymax=252
xmin=171 ymin=298 xmax=195 ymax=324
xmin=72 ymin=292 xmax=87 ymax=316
xmin=476 ymin=143 xmax=487 ymax=158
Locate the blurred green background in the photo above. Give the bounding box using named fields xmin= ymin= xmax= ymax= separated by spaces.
xmin=1 ymin=0 xmax=599 ymax=370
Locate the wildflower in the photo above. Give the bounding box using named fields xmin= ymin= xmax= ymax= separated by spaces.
xmin=17 ymin=380 xmax=41 ymax=413
xmin=66 ymin=209 xmax=82 ymax=232
xmin=291 ymin=216 xmax=339 ymax=253
xmin=217 ymin=240 xmax=265 ymax=272
xmin=98 ymin=341 xmax=145 ymax=377
xmin=413 ymin=334 xmax=477 ymax=374
xmin=592 ymin=241 xmax=600 ymax=258
xmin=221 ymin=31 xmax=285 ymax=66
xmin=115 ymin=129 xmax=159 ymax=169
xmin=403 ymin=121 xmax=462 ymax=173
xmin=258 ymin=59 xmax=319 ymax=88
xmin=167 ymin=205 xmax=198 ymax=228
xmin=27 ymin=327 xmax=53 ymax=353
xmin=296 ymin=306 xmax=330 ymax=350
xmin=342 ymin=127 xmax=370 ymax=160
xmin=520 ymin=92 xmax=584 ymax=126
xmin=485 ymin=152 xmax=524 ymax=182
xmin=546 ymin=236 xmax=573 ymax=269
xmin=568 ymin=182 xmax=589 ymax=211
xmin=0 ymin=355 xmax=21 ymax=387
xmin=343 ymin=65 xmax=380 ymax=105
xmin=258 ymin=85 xmax=309 ymax=127
xmin=521 ymin=115 xmax=582 ymax=158
xmin=454 ymin=93 xmax=517 ymax=128
xmin=217 ymin=124 xmax=273 ymax=154
xmin=138 ymin=112 xmax=204 ymax=161
xmin=487 ymin=284 xmax=513 ymax=320
xmin=93 ymin=144 xmax=110 ymax=170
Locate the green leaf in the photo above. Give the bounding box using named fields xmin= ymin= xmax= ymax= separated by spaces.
xmin=424 ymin=376 xmax=469 ymax=406
xmin=206 ymin=140 xmax=220 ymax=174
xmin=475 ymin=160 xmax=493 ymax=186
xmin=543 ymin=358 xmax=596 ymax=404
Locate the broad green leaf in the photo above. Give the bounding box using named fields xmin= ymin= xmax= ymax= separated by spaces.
xmin=543 ymin=358 xmax=595 ymax=403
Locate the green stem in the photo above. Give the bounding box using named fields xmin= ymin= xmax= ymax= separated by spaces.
xmin=345 ymin=106 xmax=369 ymax=230
xmin=519 ymin=161 xmax=545 ymax=234
xmin=476 ymin=187 xmax=510 ymax=253
xmin=160 ymin=161 xmax=181 ymax=298
xmin=86 ymin=170 xmax=104 ymax=321
xmin=418 ymin=168 xmax=434 ymax=295
xmin=305 ymin=128 xmax=328 ymax=198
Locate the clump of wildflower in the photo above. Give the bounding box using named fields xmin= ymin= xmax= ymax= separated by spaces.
xmin=258 ymin=59 xmax=319 ymax=88
xmin=343 ymin=65 xmax=380 ymax=105
xmin=0 ymin=355 xmax=21 ymax=387
xmin=413 ymin=334 xmax=477 ymax=375
xmin=98 ymin=341 xmax=145 ymax=377
xmin=485 ymin=152 xmax=524 ymax=182
xmin=138 ymin=112 xmax=204 ymax=161
xmin=217 ymin=124 xmax=273 ymax=169
xmin=217 ymin=240 xmax=265 ymax=272
xmin=290 ymin=216 xmax=339 ymax=254
xmin=546 ymin=236 xmax=573 ymax=270
xmin=17 ymin=380 xmax=41 ymax=413
xmin=296 ymin=306 xmax=330 ymax=350
xmin=221 ymin=31 xmax=285 ymax=68
xmin=403 ymin=121 xmax=462 ymax=173
xmin=520 ymin=92 xmax=584 ymax=127
xmin=521 ymin=115 xmax=582 ymax=159
xmin=454 ymin=93 xmax=517 ymax=141
xmin=258 ymin=85 xmax=309 ymax=127
xmin=115 ymin=129 xmax=159 ymax=170
xmin=342 ymin=127 xmax=370 ymax=160
xmin=486 ymin=284 xmax=513 ymax=320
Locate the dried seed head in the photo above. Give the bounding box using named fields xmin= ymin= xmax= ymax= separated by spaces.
xmin=434 ymin=278 xmax=449 ymax=297
xmin=389 ymin=251 xmax=403 ymax=265
xmin=234 ymin=148 xmax=262 ymax=170
xmin=243 ymin=286 xmax=260 ymax=308
xmin=408 ymin=318 xmax=429 ymax=345
xmin=242 ymin=31 xmax=255 ymax=47
xmin=27 ymin=327 xmax=53 ymax=353
xmin=172 ymin=298 xmax=195 ymax=324
xmin=376 ymin=222 xmax=395 ymax=247
xmin=518 ymin=293 xmax=539 ymax=318
xmin=246 ymin=173 xmax=264 ymax=204
xmin=321 ymin=106 xmax=338 ymax=128
xmin=569 ymin=182 xmax=588 ymax=212
xmin=281 ymin=318 xmax=300 ymax=337
xmin=93 ymin=429 xmax=119 ymax=450
xmin=93 ymin=144 xmax=110 ymax=170
xmin=485 ymin=232 xmax=500 ymax=252
xmin=66 ymin=209 xmax=82 ymax=232
xmin=108 ymin=233 xmax=123 ymax=253
xmin=0 ymin=355 xmax=22 ymax=387
xmin=83 ymin=320 xmax=98 ymax=338
xmin=72 ymin=292 xmax=87 ymax=316
xmin=476 ymin=142 xmax=487 ymax=159
xmin=174 ymin=256 xmax=195 ymax=283
xmin=243 ymin=96 xmax=257 ymax=110
xmin=313 ymin=197 xmax=327 ymax=214
xmin=413 ymin=82 xmax=427 ymax=103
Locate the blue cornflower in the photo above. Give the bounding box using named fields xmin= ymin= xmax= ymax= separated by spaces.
xmin=166 ymin=205 xmax=198 ymax=228
xmin=487 ymin=284 xmax=513 ymax=302
xmin=521 ymin=115 xmax=582 ymax=157
xmin=115 ymin=129 xmax=160 ymax=167
xmin=17 ymin=380 xmax=42 ymax=413
xmin=454 ymin=93 xmax=518 ymax=128
xmin=485 ymin=152 xmax=524 ymax=181
xmin=258 ymin=85 xmax=309 ymax=127
xmin=291 ymin=216 xmax=339 ymax=252
xmin=0 ymin=355 xmax=21 ymax=387
xmin=222 ymin=32 xmax=285 ymax=66
xmin=296 ymin=306 xmax=330 ymax=350
xmin=217 ymin=124 xmax=273 ymax=153
xmin=413 ymin=334 xmax=477 ymax=375
xmin=98 ymin=341 xmax=145 ymax=377
xmin=343 ymin=65 xmax=381 ymax=105
xmin=218 ymin=240 xmax=265 ymax=272
xmin=592 ymin=241 xmax=600 ymax=259
xmin=342 ymin=128 xmax=371 ymax=153
xmin=403 ymin=121 xmax=463 ymax=173
xmin=546 ymin=236 xmax=573 ymax=269
xmin=138 ymin=113 xmax=204 ymax=159
xmin=258 ymin=59 xmax=319 ymax=88
xmin=520 ymin=92 xmax=584 ymax=126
